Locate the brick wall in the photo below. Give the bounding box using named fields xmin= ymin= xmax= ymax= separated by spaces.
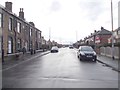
xmin=100 ymin=35 xmax=111 ymax=44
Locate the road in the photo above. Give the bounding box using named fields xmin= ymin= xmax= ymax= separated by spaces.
xmin=2 ymin=48 xmax=118 ymax=88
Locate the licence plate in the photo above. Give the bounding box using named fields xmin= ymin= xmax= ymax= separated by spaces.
xmin=87 ymin=55 xmax=92 ymax=57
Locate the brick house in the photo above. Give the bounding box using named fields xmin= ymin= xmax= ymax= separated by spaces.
xmin=86 ymin=27 xmax=111 ymax=45
xmin=83 ymin=27 xmax=112 ymax=54
xmin=1 ymin=2 xmax=42 ymax=57
xmin=95 ymin=27 xmax=112 ymax=45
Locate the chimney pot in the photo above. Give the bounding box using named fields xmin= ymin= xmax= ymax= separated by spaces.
xmin=101 ymin=26 xmax=104 ymax=30
xmin=22 ymin=8 xmax=23 ymax=12
xmin=94 ymin=30 xmax=97 ymax=33
xmin=29 ymin=22 xmax=35 ymax=27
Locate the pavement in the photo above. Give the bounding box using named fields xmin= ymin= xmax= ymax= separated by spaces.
xmin=2 ymin=50 xmax=50 ymax=70
xmin=97 ymin=55 xmax=119 ymax=72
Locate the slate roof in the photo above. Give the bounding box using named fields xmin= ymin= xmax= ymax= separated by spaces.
xmin=97 ymin=29 xmax=112 ymax=35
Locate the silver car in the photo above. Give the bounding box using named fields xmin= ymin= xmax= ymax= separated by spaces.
xmin=51 ymin=46 xmax=59 ymax=53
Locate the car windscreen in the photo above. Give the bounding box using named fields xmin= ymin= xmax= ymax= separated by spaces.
xmin=52 ymin=46 xmax=58 ymax=50
xmin=81 ymin=46 xmax=94 ymax=51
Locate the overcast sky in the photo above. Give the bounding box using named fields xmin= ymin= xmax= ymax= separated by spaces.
xmin=0 ymin=0 xmax=119 ymax=44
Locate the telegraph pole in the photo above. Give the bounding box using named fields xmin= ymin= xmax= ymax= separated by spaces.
xmin=49 ymin=27 xmax=51 ymax=49
xmin=49 ymin=27 xmax=51 ymax=41
xmin=111 ymin=0 xmax=115 ymax=60
xmin=76 ymin=30 xmax=78 ymax=42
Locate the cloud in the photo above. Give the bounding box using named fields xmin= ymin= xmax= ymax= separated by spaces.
xmin=50 ymin=0 xmax=61 ymax=12
xmin=79 ymin=1 xmax=105 ymax=21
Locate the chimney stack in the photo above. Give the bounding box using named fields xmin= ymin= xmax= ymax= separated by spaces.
xmin=19 ymin=8 xmax=24 ymax=20
xmin=101 ymin=26 xmax=104 ymax=30
xmin=29 ymin=22 xmax=35 ymax=27
xmin=94 ymin=30 xmax=97 ymax=33
xmin=5 ymin=2 xmax=12 ymax=12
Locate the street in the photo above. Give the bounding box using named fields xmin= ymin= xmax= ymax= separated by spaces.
xmin=2 ymin=48 xmax=118 ymax=88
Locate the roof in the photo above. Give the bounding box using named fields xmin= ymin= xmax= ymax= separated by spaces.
xmin=114 ymin=27 xmax=120 ymax=32
xmin=97 ymin=29 xmax=112 ymax=35
xmin=0 ymin=4 xmax=5 ymax=9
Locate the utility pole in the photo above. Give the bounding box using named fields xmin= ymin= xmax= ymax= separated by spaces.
xmin=49 ymin=27 xmax=51 ymax=41
xmin=75 ymin=30 xmax=78 ymax=48
xmin=76 ymin=30 xmax=78 ymax=42
xmin=49 ymin=27 xmax=51 ymax=49
xmin=111 ymin=0 xmax=115 ymax=60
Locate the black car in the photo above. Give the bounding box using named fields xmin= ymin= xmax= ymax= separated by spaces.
xmin=69 ymin=45 xmax=73 ymax=49
xmin=77 ymin=46 xmax=97 ymax=62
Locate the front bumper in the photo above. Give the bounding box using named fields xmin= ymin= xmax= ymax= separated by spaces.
xmin=51 ymin=50 xmax=58 ymax=53
xmin=80 ymin=54 xmax=97 ymax=61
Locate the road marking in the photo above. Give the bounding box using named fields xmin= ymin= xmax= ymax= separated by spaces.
xmin=1 ymin=52 xmax=50 ymax=72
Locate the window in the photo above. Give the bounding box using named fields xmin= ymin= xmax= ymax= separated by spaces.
xmin=36 ymin=30 xmax=37 ymax=38
xmin=38 ymin=32 xmax=41 ymax=38
xmin=17 ymin=39 xmax=21 ymax=51
xmin=118 ymin=30 xmax=120 ymax=35
xmin=36 ymin=41 xmax=38 ymax=50
xmin=25 ymin=41 xmax=28 ymax=51
xmin=30 ymin=28 xmax=32 ymax=36
xmin=30 ymin=41 xmax=32 ymax=49
xmin=23 ymin=25 xmax=24 ymax=29
xmin=9 ymin=18 xmax=12 ymax=30
xmin=17 ymin=22 xmax=21 ymax=33
xmin=0 ymin=37 xmax=1 ymax=53
xmin=8 ymin=37 xmax=13 ymax=53
xmin=25 ymin=25 xmax=27 ymax=35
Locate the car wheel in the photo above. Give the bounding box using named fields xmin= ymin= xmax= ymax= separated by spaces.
xmin=93 ymin=59 xmax=96 ymax=62
xmin=80 ymin=57 xmax=82 ymax=61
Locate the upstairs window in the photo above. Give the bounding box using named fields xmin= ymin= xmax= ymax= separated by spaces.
xmin=9 ymin=18 xmax=12 ymax=31
xmin=17 ymin=22 xmax=21 ymax=33
xmin=36 ymin=30 xmax=37 ymax=38
xmin=38 ymin=32 xmax=41 ymax=39
xmin=30 ymin=28 xmax=32 ymax=36
xmin=118 ymin=30 xmax=120 ymax=35
xmin=25 ymin=25 xmax=28 ymax=35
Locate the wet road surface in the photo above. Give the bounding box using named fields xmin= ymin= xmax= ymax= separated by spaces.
xmin=3 ymin=48 xmax=118 ymax=88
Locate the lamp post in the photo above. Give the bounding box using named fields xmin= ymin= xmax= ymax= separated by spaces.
xmin=111 ymin=0 xmax=115 ymax=60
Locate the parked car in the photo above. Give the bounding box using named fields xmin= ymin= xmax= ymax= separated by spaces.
xmin=77 ymin=46 xmax=97 ymax=62
xmin=51 ymin=46 xmax=59 ymax=53
xmin=69 ymin=45 xmax=74 ymax=49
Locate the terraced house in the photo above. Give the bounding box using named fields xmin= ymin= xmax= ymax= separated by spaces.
xmin=1 ymin=2 xmax=42 ymax=58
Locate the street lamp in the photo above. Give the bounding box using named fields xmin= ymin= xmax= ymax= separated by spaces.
xmin=111 ymin=0 xmax=115 ymax=60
